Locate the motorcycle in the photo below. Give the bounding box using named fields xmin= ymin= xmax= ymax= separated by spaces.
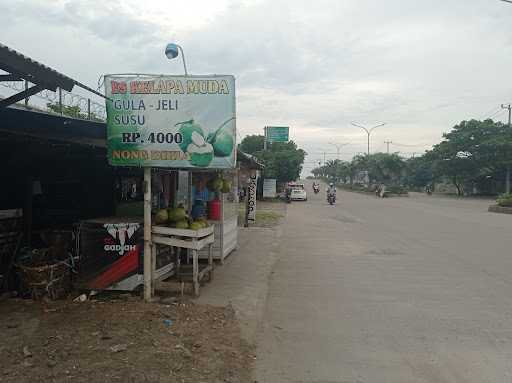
xmin=313 ymin=185 xmax=320 ymax=194
xmin=327 ymin=193 xmax=336 ymax=205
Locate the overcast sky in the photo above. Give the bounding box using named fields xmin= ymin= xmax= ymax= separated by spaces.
xmin=2 ymin=0 xmax=512 ymax=173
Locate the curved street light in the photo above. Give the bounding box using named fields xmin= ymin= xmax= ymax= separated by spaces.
xmin=328 ymin=142 xmax=350 ymax=160
xmin=351 ymin=122 xmax=386 ymax=156
xmin=165 ymin=43 xmax=188 ymax=76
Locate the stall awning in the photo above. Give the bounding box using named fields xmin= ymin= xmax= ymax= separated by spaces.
xmin=237 ymin=150 xmax=264 ymax=170
xmin=0 ymin=105 xmax=106 ymax=148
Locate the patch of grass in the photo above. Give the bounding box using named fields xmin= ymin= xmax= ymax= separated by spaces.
xmin=238 ymin=208 xmax=284 ymax=227
xmin=497 ymin=193 xmax=512 ymax=207
xmin=255 ymin=210 xmax=283 ymax=224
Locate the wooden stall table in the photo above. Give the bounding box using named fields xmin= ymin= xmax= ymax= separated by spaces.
xmin=151 ymin=225 xmax=214 ymax=297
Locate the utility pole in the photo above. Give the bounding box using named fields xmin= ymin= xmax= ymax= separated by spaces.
xmin=328 ymin=142 xmax=349 ymax=160
xmin=502 ymin=104 xmax=511 ymax=193
xmin=384 ymin=140 xmax=393 ymax=154
xmin=323 ymin=152 xmax=326 ymax=165
xmin=351 ymin=122 xmax=386 ymax=156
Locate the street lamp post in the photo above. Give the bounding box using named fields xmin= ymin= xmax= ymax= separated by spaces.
xmin=351 ymin=122 xmax=386 ymax=156
xmin=141 ymin=42 xmax=189 ymax=302
xmin=328 ymin=142 xmax=349 ymax=160
xmin=165 ymin=43 xmax=188 ymax=75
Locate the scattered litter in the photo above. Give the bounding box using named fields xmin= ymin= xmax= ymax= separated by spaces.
xmin=175 ymin=344 xmax=192 ymax=359
xmin=110 ymin=344 xmax=128 ymax=353
xmin=22 ymin=346 xmax=32 ymax=358
xmin=73 ymin=294 xmax=87 ymax=302
xmin=160 ymin=296 xmax=177 ymax=305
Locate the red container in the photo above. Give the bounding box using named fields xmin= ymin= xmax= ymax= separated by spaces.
xmin=208 ymin=199 xmax=221 ymax=220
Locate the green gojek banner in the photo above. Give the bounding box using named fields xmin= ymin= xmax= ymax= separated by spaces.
xmin=104 ymin=74 xmax=236 ymax=168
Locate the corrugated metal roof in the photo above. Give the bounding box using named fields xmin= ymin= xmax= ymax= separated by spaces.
xmin=0 ymin=43 xmax=74 ymax=92
xmin=237 ymin=150 xmax=264 ymax=169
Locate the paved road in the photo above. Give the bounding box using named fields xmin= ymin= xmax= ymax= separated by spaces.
xmin=254 ymin=183 xmax=512 ymax=383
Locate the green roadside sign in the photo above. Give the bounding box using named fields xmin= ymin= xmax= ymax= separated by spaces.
xmin=265 ymin=126 xmax=289 ymax=143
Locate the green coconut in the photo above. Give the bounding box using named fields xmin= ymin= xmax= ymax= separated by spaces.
xmin=212 ymin=177 xmax=224 ymax=191
xmin=154 ymin=209 xmax=168 ymax=224
xmin=221 ymin=179 xmax=232 ymax=193
xmin=195 ymin=218 xmax=208 ymax=228
xmin=168 ymin=207 xmax=187 ymax=222
xmin=175 ymin=219 xmax=190 ymax=229
xmin=211 ymin=129 xmax=234 ymax=157
xmin=176 ymin=119 xmax=204 ymax=152
xmin=189 ymin=221 xmax=203 ymax=231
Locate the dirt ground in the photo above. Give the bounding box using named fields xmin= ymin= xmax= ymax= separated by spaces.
xmin=0 ymin=294 xmax=255 ymax=383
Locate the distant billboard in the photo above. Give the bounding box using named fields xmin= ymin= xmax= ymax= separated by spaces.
xmin=265 ymin=126 xmax=289 ymax=143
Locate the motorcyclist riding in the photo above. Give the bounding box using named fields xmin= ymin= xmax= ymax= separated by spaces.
xmin=326 ymin=182 xmax=336 ymax=204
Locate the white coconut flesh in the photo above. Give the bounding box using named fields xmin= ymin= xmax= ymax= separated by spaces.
xmin=191 ymin=131 xmax=206 ymax=146
xmin=187 ymin=142 xmax=213 ymax=154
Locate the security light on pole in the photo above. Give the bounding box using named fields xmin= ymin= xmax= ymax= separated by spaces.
xmin=165 ymin=43 xmax=188 ymax=76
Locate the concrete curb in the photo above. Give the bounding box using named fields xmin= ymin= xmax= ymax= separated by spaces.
xmin=488 ymin=205 xmax=512 ymax=215
xmin=339 ymin=188 xmax=409 ymax=198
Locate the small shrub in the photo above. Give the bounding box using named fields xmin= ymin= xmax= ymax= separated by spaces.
xmin=497 ymin=193 xmax=512 ymax=207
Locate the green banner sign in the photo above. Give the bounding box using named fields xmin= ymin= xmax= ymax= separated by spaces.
xmin=265 ymin=126 xmax=289 ymax=143
xmin=104 ymin=74 xmax=236 ymax=168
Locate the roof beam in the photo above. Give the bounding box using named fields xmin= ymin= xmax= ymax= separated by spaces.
xmin=0 ymin=74 xmax=21 ymax=81
xmin=0 ymin=84 xmax=45 ymax=108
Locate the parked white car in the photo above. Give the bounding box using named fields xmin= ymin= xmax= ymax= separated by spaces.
xmin=290 ymin=184 xmax=307 ymax=201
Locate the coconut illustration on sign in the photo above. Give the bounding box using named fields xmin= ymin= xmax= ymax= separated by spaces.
xmin=187 ymin=131 xmax=214 ymax=166
xmin=175 ymin=117 xmax=235 ymax=167
xmin=207 ymin=117 xmax=235 ymax=157
xmin=176 ymin=119 xmax=205 ymax=153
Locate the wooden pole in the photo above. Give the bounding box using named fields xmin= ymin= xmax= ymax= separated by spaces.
xmin=143 ymin=167 xmax=152 ymax=302
xmin=24 ymin=178 xmax=33 ymax=247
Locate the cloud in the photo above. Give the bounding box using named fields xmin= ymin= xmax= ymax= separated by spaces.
xmin=2 ymin=0 xmax=512 ymax=169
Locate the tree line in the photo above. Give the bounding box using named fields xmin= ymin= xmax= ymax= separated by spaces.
xmin=312 ymin=119 xmax=512 ymax=196
xmin=239 ymin=135 xmax=306 ymax=184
